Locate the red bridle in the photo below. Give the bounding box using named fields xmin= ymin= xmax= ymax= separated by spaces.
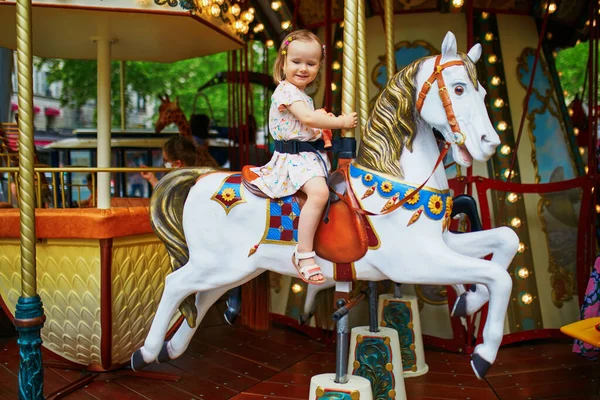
xmin=416 ymin=55 xmax=467 ymax=147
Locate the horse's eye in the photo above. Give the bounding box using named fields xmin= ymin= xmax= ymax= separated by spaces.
xmin=454 ymin=86 xmax=465 ymax=95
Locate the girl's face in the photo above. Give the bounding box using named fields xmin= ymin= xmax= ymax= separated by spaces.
xmin=283 ymin=39 xmax=321 ymax=90
xmin=162 ymin=150 xmax=182 ymax=168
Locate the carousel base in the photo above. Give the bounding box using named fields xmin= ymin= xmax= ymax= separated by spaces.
xmin=309 ymin=373 xmax=373 ymax=400
xmin=378 ymin=293 xmax=429 ymax=377
xmin=348 ymin=326 xmax=407 ymax=400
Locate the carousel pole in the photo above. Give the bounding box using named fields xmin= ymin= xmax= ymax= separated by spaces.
xmin=356 ymin=0 xmax=368 ymax=136
xmin=14 ymin=0 xmax=46 ymax=398
xmin=93 ymin=35 xmax=114 ymax=209
xmin=383 ymin=0 xmax=395 ymax=81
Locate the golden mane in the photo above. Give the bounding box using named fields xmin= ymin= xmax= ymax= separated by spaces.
xmin=356 ymin=52 xmax=478 ymax=178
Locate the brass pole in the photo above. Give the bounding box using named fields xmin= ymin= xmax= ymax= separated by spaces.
xmin=15 ymin=0 xmax=45 ymax=397
xmin=341 ymin=0 xmax=358 ymax=138
xmin=384 ymin=0 xmax=395 ymax=80
xmin=120 ymin=61 xmax=126 ymax=131
xmin=356 ymin=0 xmax=368 ymax=137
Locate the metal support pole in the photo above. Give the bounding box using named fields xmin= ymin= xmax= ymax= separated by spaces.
xmin=384 ymin=0 xmax=395 ymax=80
xmin=334 ymin=299 xmax=350 ymax=384
xmin=341 ymin=0 xmax=357 ymax=138
xmin=94 ymin=37 xmax=113 ymax=209
xmin=394 ymin=282 xmax=402 ymax=298
xmin=120 ymin=60 xmax=126 ymax=131
xmin=368 ymin=281 xmax=379 ymax=333
xmin=15 ymin=0 xmax=45 ymax=398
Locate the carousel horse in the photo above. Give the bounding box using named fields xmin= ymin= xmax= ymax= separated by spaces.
xmin=155 ymin=95 xmax=220 ymax=169
xmin=132 ymin=32 xmax=519 ymax=379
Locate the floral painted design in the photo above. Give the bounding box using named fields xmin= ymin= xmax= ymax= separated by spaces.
xmin=405 ymin=188 xmax=420 ymax=205
xmin=222 ymin=188 xmax=236 ymax=202
xmin=250 ymin=80 xmax=329 ymax=198
xmin=428 ymin=195 xmax=443 ymax=215
xmin=381 ymin=181 xmax=394 ymax=193
xmin=573 ymin=256 xmax=600 ymax=360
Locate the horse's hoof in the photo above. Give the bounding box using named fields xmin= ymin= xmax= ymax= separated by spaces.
xmin=224 ymin=308 xmax=238 ymax=325
xmin=470 ymin=353 xmax=492 ymax=380
xmin=131 ymin=349 xmax=150 ymax=372
xmin=451 ymin=292 xmax=468 ymax=317
xmin=156 ymin=342 xmax=171 ymax=364
xmin=298 ymin=313 xmax=313 ymax=325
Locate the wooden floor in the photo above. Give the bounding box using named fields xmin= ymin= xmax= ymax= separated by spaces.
xmin=0 ymin=323 xmax=599 ymax=400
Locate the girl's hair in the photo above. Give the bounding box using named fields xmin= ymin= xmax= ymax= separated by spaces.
xmin=164 ymin=136 xmax=198 ymax=166
xmin=273 ymin=29 xmax=325 ymax=84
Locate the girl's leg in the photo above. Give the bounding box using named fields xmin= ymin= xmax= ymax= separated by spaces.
xmin=297 ymin=177 xmax=329 ymax=281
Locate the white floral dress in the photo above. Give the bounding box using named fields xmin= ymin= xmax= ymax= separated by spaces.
xmin=251 ymin=80 xmax=330 ymax=198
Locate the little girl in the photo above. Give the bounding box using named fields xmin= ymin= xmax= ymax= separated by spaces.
xmin=251 ymin=29 xmax=358 ymax=285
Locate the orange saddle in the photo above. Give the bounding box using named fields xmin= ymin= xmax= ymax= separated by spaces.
xmin=241 ymin=164 xmax=369 ymax=263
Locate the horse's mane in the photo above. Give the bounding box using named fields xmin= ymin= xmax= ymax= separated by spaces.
xmin=356 ymin=52 xmax=478 ymax=179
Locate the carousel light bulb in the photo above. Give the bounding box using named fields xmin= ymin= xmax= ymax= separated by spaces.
xmin=244 ymin=11 xmax=254 ymax=22
xmin=546 ymin=32 xmax=553 ymax=40
xmin=573 ymin=127 xmax=580 ymax=136
xmin=503 ymin=169 xmax=516 ymax=179
xmin=521 ymin=293 xmax=533 ymax=305
xmin=586 ymin=166 xmax=590 ymax=174
xmin=564 ymin=90 xmax=569 ymax=96
xmin=586 ymin=20 xmax=590 ymax=26
xmin=596 ymin=204 xmax=600 ymax=213
xmin=497 ymin=121 xmax=508 ymax=131
xmin=510 ymin=217 xmax=522 ymax=228
xmin=332 ymin=61 xmax=341 ymax=70
xmin=210 ymin=4 xmax=220 ymax=17
xmin=235 ymin=20 xmax=245 ymax=32
xmin=552 ymin=50 xmax=558 ymax=58
xmin=241 ymin=23 xmax=249 ymax=34
xmin=231 ymin=3 xmax=241 ymax=16
xmin=494 ymin=98 xmax=504 ymax=108
xmin=481 ymin=12 xmax=489 ymax=19
xmin=500 ymin=144 xmax=511 ymax=155
xmin=266 ymin=39 xmax=274 ymax=48
xmin=253 ymin=23 xmax=264 ymax=33
xmin=485 ymin=32 xmax=494 ymax=41
xmin=291 ymin=283 xmax=303 ymax=294
xmin=452 ymin=0 xmax=464 ymax=7
xmin=579 ymin=146 xmax=586 ymax=156
xmin=576 ymin=39 xmax=581 ymax=45
xmin=271 ymin=0 xmax=281 ymax=10
xmin=339 ymin=21 xmax=344 ymax=27
xmin=518 ymin=242 xmax=526 ymax=253
xmin=281 ymin=20 xmax=291 ymax=30
xmin=215 ymin=0 xmax=224 ymax=4
xmin=491 ymin=76 xmax=501 ymax=86
xmin=200 ymin=0 xmax=211 ymax=7
xmin=568 ymin=108 xmax=574 ymax=116
xmin=488 ymin=54 xmax=498 ymax=64
xmin=336 ymin=40 xmax=343 ymax=49
xmin=248 ymin=7 xmax=255 ymax=13
xmin=558 ymin=71 xmax=563 ymax=77
xmin=517 ymin=267 xmax=530 ymax=279
xmin=507 ymin=192 xmax=518 ymax=203
xmin=331 ymin=83 xmax=337 ymax=91
xmin=548 ymin=3 xmax=557 ymax=14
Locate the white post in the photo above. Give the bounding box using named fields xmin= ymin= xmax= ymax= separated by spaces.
xmin=94 ymin=37 xmax=113 ymax=209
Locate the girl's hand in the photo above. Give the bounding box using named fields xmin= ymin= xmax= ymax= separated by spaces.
xmin=338 ymin=112 xmax=358 ymax=129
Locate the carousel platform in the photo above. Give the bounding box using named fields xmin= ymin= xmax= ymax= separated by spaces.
xmin=0 ymin=320 xmax=598 ymax=400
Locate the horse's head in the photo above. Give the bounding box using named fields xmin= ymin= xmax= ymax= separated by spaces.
xmin=416 ymin=31 xmax=500 ymax=167
xmin=155 ymin=94 xmax=183 ymax=134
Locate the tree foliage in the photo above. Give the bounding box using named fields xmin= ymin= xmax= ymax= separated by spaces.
xmin=40 ymin=42 xmax=275 ymax=129
xmin=555 ymin=41 xmax=595 ymax=104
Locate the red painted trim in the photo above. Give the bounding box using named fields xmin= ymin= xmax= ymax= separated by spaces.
xmin=0 ymin=3 xmax=244 ymax=48
xmin=100 ymin=238 xmax=113 ymax=371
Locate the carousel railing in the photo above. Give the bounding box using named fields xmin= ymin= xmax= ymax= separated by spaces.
xmin=0 ymin=166 xmax=172 ymax=209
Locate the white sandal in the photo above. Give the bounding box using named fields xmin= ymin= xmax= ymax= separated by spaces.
xmin=292 ymin=245 xmax=326 ymax=285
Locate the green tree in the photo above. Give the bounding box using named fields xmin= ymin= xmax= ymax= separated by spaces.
xmin=555 ymin=41 xmax=596 ymax=104
xmin=40 ymin=41 xmax=275 ymax=130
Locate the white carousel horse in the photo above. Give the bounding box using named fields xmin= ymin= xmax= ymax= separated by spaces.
xmin=131 ymin=32 xmax=518 ymax=379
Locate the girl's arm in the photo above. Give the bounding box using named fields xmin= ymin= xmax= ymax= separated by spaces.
xmin=287 ymin=101 xmax=357 ymax=130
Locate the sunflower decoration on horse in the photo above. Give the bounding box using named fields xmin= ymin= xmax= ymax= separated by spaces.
xmin=133 ymin=31 xmax=518 ymax=380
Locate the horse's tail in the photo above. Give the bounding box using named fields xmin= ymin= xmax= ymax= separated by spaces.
xmin=150 ymin=167 xmax=216 ymax=328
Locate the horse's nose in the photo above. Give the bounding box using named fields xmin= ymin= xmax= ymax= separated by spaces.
xmin=481 ymin=130 xmax=501 ymax=154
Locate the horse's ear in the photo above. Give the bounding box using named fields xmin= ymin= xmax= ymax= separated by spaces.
xmin=467 ymin=43 xmax=482 ymax=63
xmin=441 ymin=31 xmax=458 ymax=59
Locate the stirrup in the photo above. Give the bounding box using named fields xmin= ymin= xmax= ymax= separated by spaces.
xmin=292 ymin=245 xmax=326 ymax=285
